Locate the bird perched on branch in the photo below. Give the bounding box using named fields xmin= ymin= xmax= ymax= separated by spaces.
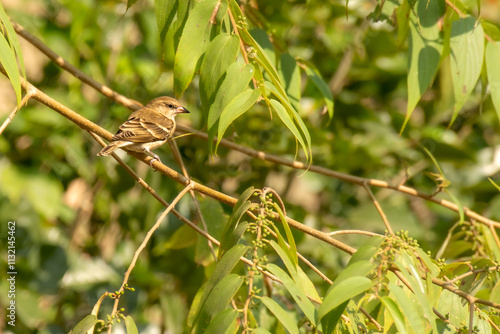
xmin=97 ymin=96 xmax=190 ymax=164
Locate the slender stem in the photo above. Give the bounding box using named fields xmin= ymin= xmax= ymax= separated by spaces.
xmin=363 ymin=182 xmax=394 ymax=235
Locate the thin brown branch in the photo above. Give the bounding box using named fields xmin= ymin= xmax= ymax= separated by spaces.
xmin=363 ymin=182 xmax=394 ymax=235
xmin=328 ymin=230 xmax=383 ymax=237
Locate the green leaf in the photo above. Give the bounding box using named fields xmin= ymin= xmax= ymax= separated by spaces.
xmin=301 ymin=61 xmax=334 ymax=120
xmin=218 ymin=187 xmax=254 ymax=259
xmin=381 ymin=297 xmax=407 ymax=334
xmin=318 ymin=276 xmax=372 ymax=321
xmin=279 ymin=53 xmax=301 ymax=111
xmin=396 ymin=254 xmax=438 ymax=333
xmin=265 ymin=81 xmax=312 ymax=162
xmin=205 ymin=309 xmax=239 ymax=334
xmin=174 ymin=0 xmax=219 ymax=97
xmin=194 ymin=274 xmax=244 ymax=333
xmin=216 ymin=89 xmax=261 ymax=151
xmin=389 ymin=282 xmax=427 ymax=333
xmin=403 ymin=0 xmax=444 ymax=133
xmin=272 ymin=203 xmax=298 ymax=265
xmin=207 ymin=62 xmax=254 ymax=153
xmin=269 ymin=99 xmax=309 ymax=162
xmin=71 ymin=315 xmax=97 ymax=334
xmin=269 ymin=240 xmax=298 ymax=282
xmin=266 ymin=263 xmax=317 ymax=325
xmin=328 ymin=261 xmax=374 ymax=291
xmin=320 ymin=300 xmax=349 ymax=334
xmin=486 ymin=41 xmax=500 ymax=123
xmin=196 ymin=244 xmax=247 ymax=317
xmin=0 ymin=2 xmax=25 ymax=106
xmin=200 ymin=33 xmax=240 ymax=110
xmin=449 ymin=16 xmax=485 ymax=125
xmin=154 ymin=0 xmax=178 ymax=47
xmin=261 ymin=296 xmax=300 ymax=334
xmin=125 ymin=315 xmax=139 ymax=334
xmin=0 ymin=34 xmax=22 ymax=108
xmin=218 ymin=202 xmax=252 ymax=259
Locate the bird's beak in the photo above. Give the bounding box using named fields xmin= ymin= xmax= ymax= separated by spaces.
xmin=176 ymin=106 xmax=190 ymax=114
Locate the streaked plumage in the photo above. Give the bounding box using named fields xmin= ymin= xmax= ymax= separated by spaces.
xmin=98 ymin=96 xmax=189 ymax=163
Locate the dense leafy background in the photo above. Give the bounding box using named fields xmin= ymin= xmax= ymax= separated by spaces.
xmin=1 ymin=0 xmax=500 ymax=333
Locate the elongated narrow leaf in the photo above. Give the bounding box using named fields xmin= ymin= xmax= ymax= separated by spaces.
xmin=272 ymin=203 xmax=297 ymax=265
xmin=174 ymin=0 xmax=219 ymax=97
xmin=486 ymin=41 xmax=500 ymax=122
xmin=381 ymin=297 xmax=407 ymax=334
xmin=200 ymin=33 xmax=240 ymax=109
xmin=389 ymin=282 xmax=427 ymax=333
xmin=194 ymin=274 xmax=244 ymax=333
xmin=279 ymin=54 xmax=301 ymax=111
xmin=269 ymin=99 xmax=309 ymax=161
xmin=449 ymin=16 xmax=484 ymax=125
xmin=218 ymin=187 xmax=254 ymax=259
xmin=216 ymin=89 xmax=261 ymax=151
xmin=218 ymin=202 xmax=252 ymax=259
xmin=239 ymin=28 xmax=285 ymax=98
xmin=0 ymin=2 xmax=25 ymax=107
xmin=205 ymin=309 xmax=239 ymax=334
xmin=0 ymin=34 xmax=22 ymax=107
xmin=208 ymin=62 xmax=254 ymax=153
xmin=154 ymin=0 xmax=177 ymax=47
xmin=318 ymin=276 xmax=372 ymax=321
xmin=320 ymin=300 xmax=348 ymax=334
xmin=302 ymin=62 xmax=334 ymax=120
xmin=125 ymin=316 xmax=139 ymax=334
xmin=396 ymin=254 xmax=438 ymax=333
xmin=403 ymin=0 xmax=444 ymax=132
xmin=266 ymin=263 xmax=317 ymax=325
xmin=196 ymin=244 xmax=247 ymax=318
xmin=265 ymin=81 xmax=312 ymax=161
xmin=269 ymin=240 xmax=298 ymax=282
xmin=261 ymin=297 xmax=300 ymax=334
xmin=71 ymin=315 xmax=97 ymax=334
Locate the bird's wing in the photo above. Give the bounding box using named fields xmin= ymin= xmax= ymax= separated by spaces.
xmin=112 ymin=115 xmax=175 ymax=143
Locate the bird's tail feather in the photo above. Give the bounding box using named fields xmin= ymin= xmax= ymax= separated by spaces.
xmin=97 ymin=141 xmax=129 ymax=156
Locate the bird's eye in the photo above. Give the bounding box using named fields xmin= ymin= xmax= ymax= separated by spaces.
xmin=168 ymin=104 xmax=174 ymax=108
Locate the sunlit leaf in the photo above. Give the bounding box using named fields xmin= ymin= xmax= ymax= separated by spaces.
xmin=261 ymin=297 xmax=300 ymax=334
xmin=266 ymin=263 xmax=317 ymax=325
xmin=71 ymin=315 xmax=97 ymax=334
xmin=205 ymin=309 xmax=239 ymax=334
xmin=154 ymin=0 xmax=177 ymax=48
xmin=486 ymin=41 xmax=500 ymax=123
xmin=125 ymin=316 xmax=139 ymax=334
xmin=207 ymin=61 xmax=254 ymax=154
xmin=449 ymin=16 xmax=484 ymax=125
xmin=402 ymin=0 xmax=444 ymax=133
xmin=200 ymin=33 xmax=240 ymax=110
xmin=174 ymin=0 xmax=219 ymax=97
xmin=216 ymin=89 xmax=261 ymax=151
xmin=318 ymin=276 xmax=372 ymax=321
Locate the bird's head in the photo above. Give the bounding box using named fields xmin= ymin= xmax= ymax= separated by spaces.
xmin=148 ymin=96 xmax=190 ymax=118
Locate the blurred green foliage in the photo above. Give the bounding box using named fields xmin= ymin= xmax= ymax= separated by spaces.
xmin=1 ymin=0 xmax=500 ymax=332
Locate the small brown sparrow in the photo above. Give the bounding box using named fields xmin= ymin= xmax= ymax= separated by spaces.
xmin=97 ymin=96 xmax=189 ymax=164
